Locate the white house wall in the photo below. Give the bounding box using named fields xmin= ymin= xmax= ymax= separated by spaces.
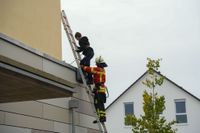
xmin=158 ymin=77 xmax=200 ymax=133
xmin=106 ymin=73 xmax=200 ymax=133
xmin=106 ymin=76 xmax=144 ymax=133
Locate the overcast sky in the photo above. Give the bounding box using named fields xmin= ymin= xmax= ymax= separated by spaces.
xmin=61 ymin=0 xmax=200 ymax=106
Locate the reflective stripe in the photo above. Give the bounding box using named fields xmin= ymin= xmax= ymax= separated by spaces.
xmin=97 ymin=109 xmax=100 ymax=117
xmin=100 ymin=111 xmax=106 ymax=114
xmin=99 ymin=111 xmax=106 ymax=116
xmin=98 ymin=86 xmax=106 ymax=93
xmin=84 ymin=66 xmax=106 ymax=84
xmin=91 ymin=68 xmax=105 ymax=75
xmin=97 ymin=110 xmax=106 ymax=116
xmin=98 ymin=89 xmax=106 ymax=93
xmin=99 ymin=73 xmax=103 ymax=82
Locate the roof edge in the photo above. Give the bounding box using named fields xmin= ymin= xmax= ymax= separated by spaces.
xmin=106 ymin=71 xmax=148 ymax=109
xmin=0 ymin=32 xmax=76 ymax=71
xmin=106 ymin=70 xmax=200 ymax=110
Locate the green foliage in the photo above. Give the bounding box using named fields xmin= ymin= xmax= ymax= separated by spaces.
xmin=125 ymin=58 xmax=177 ymax=133
xmin=142 ymin=58 xmax=164 ymax=88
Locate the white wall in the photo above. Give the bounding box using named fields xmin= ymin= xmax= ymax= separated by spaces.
xmin=106 ymin=73 xmax=200 ymax=133
xmin=106 ymin=75 xmax=145 ymax=133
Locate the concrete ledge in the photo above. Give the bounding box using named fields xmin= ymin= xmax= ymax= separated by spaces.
xmin=0 ymin=33 xmax=78 ymax=83
xmin=0 ymin=55 xmax=76 ymax=88
xmin=0 ymin=32 xmax=75 ymax=71
xmin=0 ymin=58 xmax=75 ymax=103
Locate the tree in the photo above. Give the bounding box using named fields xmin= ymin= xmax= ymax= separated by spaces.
xmin=125 ymin=58 xmax=177 ymax=133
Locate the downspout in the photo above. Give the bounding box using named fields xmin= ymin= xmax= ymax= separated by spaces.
xmin=69 ymin=99 xmax=79 ymax=133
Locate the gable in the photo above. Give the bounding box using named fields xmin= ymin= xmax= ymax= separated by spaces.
xmin=106 ymin=71 xmax=200 ymax=110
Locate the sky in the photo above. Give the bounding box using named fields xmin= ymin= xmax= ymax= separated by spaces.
xmin=61 ymin=0 xmax=200 ymax=106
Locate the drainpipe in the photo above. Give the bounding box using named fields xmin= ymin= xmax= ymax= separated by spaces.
xmin=69 ymin=99 xmax=79 ymax=133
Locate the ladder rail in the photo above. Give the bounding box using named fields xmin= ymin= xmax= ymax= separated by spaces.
xmin=61 ymin=11 xmax=81 ymax=61
xmin=61 ymin=10 xmax=90 ymax=93
xmin=61 ymin=10 xmax=107 ymax=133
xmin=61 ymin=10 xmax=90 ymax=94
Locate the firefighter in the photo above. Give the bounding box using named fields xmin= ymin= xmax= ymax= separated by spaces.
xmin=81 ymin=56 xmax=108 ymax=123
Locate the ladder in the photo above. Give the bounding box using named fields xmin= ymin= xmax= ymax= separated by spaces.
xmin=61 ymin=10 xmax=108 ymax=133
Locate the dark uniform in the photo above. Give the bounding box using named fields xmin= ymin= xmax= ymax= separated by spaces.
xmin=76 ymin=36 xmax=94 ymax=84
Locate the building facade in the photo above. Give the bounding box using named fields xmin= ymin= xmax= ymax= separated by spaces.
xmin=106 ymin=72 xmax=200 ymax=133
xmin=0 ymin=0 xmax=62 ymax=59
xmin=0 ymin=1 xmax=102 ymax=133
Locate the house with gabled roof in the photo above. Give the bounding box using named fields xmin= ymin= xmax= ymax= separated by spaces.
xmin=106 ymin=71 xmax=200 ymax=133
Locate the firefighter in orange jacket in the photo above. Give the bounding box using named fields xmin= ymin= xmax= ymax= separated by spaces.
xmin=82 ymin=56 xmax=108 ymax=123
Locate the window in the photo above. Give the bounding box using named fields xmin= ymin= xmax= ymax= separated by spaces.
xmin=124 ymin=102 xmax=134 ymax=126
xmin=175 ymin=99 xmax=187 ymax=123
xmin=124 ymin=102 xmax=134 ymax=116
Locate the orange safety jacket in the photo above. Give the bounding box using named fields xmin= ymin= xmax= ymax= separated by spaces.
xmin=83 ymin=66 xmax=106 ymax=93
xmin=83 ymin=66 xmax=106 ymax=84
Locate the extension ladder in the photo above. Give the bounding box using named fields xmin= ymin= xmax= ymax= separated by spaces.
xmin=61 ymin=10 xmax=108 ymax=133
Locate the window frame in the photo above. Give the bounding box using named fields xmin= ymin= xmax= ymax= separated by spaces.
xmin=124 ymin=102 xmax=134 ymax=126
xmin=174 ymin=99 xmax=188 ymax=124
